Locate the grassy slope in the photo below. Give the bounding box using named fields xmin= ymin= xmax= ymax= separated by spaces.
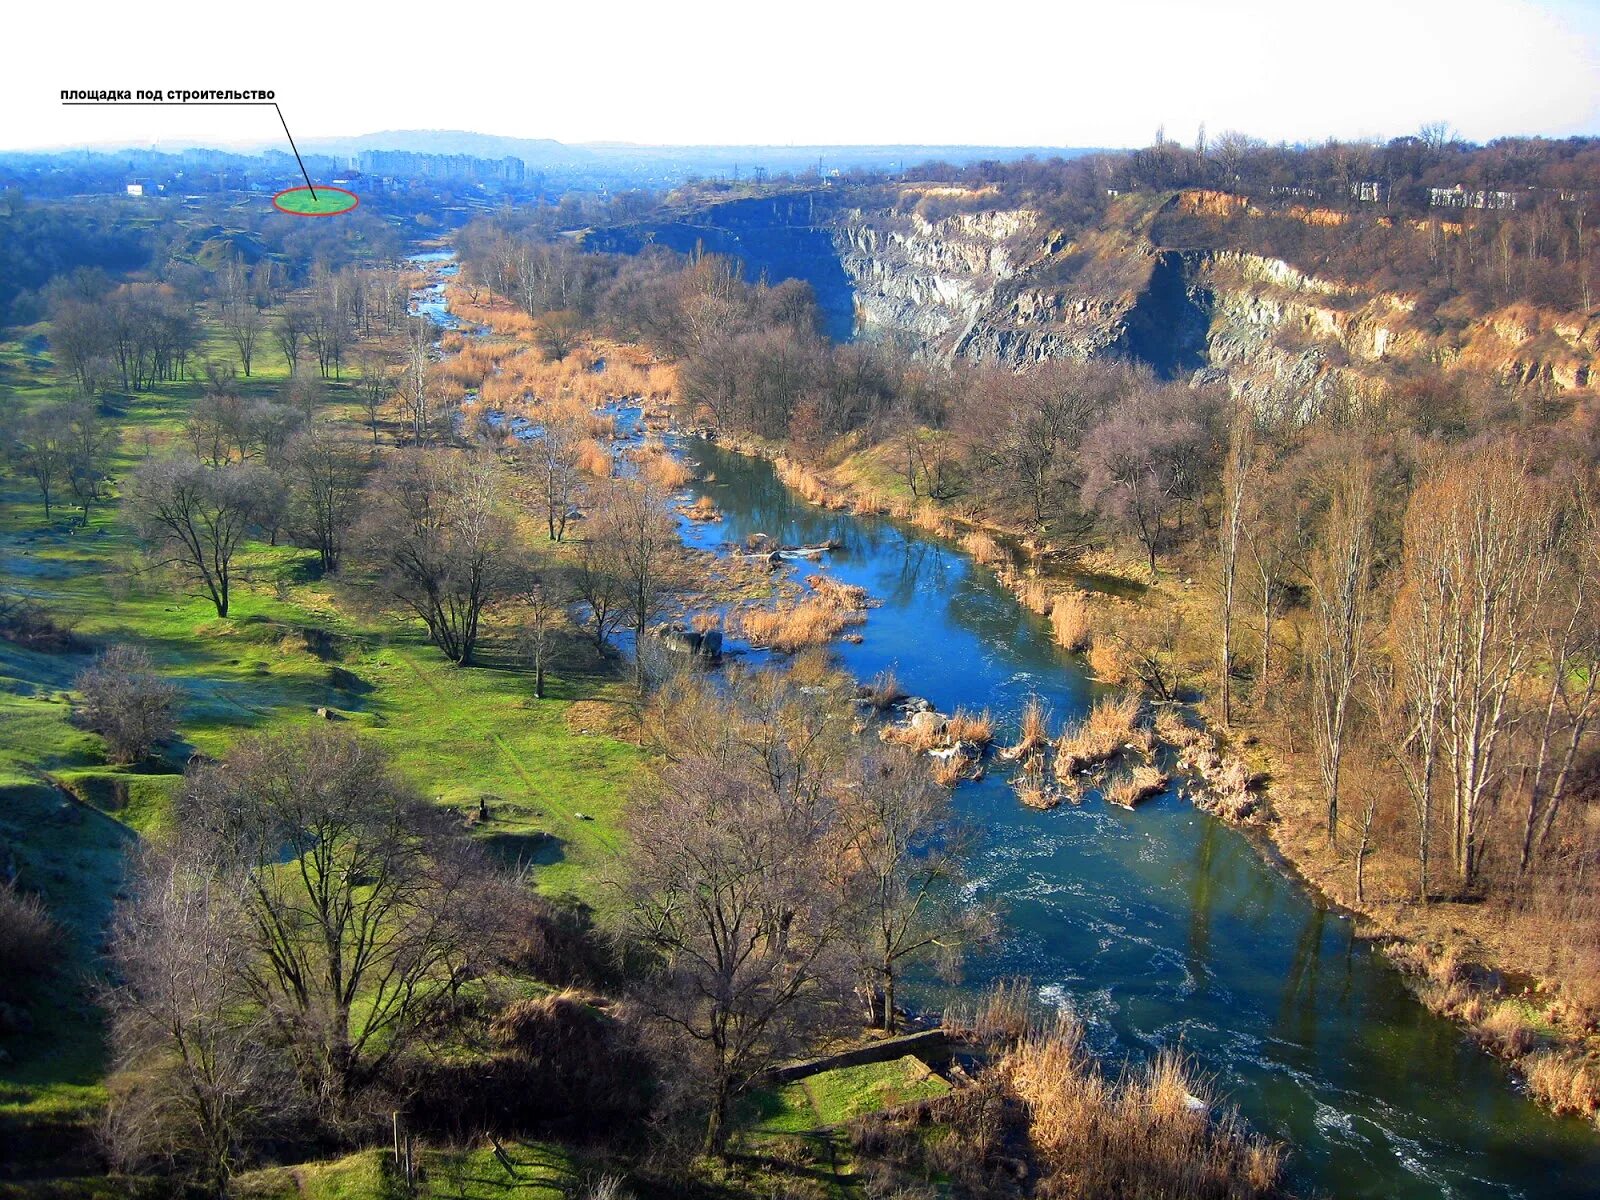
xmin=233 ymin=1142 xmax=575 ymax=1200
xmin=0 ymin=327 xmax=642 ymax=1152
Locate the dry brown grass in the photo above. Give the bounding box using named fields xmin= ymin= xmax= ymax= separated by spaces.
xmin=683 ymin=496 xmax=721 ymax=522
xmin=1013 ymin=763 xmax=1064 ymax=810
xmin=1105 ymin=764 xmax=1170 ymax=808
xmin=946 ymin=707 xmax=995 ymax=746
xmin=1522 ymin=1051 xmax=1600 ymax=1122
xmin=805 ymin=573 xmax=871 ymax=611
xmin=577 ymin=440 xmax=613 ymax=478
xmin=944 ymin=978 xmax=1035 ymax=1043
xmin=961 ymin=529 xmax=1006 ymax=566
xmin=1050 ymin=591 xmax=1093 ymax=652
xmin=1015 ymin=575 xmax=1052 ymax=615
xmin=1004 ymin=1013 xmax=1284 ymax=1199
xmin=1056 ymin=691 xmax=1144 ymax=777
xmin=862 ymin=667 xmax=906 ymax=710
xmin=732 ymin=598 xmax=861 ymax=653
xmin=1000 ymin=694 xmax=1052 ymax=761
xmin=640 ymin=450 xmax=692 ymax=491
xmin=1477 ymin=1002 xmax=1541 ymax=1058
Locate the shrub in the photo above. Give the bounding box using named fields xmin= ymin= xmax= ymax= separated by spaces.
xmin=74 ymin=645 xmax=180 ymax=764
xmin=1086 ymin=634 xmax=1130 ymax=683
xmin=0 ymin=592 xmax=80 ymax=652
xmin=1522 ymin=1051 xmax=1600 ymax=1120
xmin=0 ymin=884 xmax=61 ymax=1001
xmin=407 ymin=990 xmax=654 ymax=1139
xmin=1049 ymin=591 xmax=1093 ymax=652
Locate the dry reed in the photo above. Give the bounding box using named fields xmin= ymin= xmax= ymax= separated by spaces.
xmin=1050 ymin=591 xmax=1093 ymax=652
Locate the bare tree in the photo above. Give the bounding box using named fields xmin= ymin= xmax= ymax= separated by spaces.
xmin=282 ymin=425 xmax=369 ymax=574
xmin=1517 ymin=484 xmax=1600 ymax=873
xmin=182 ymin=728 xmax=485 ymax=1122
xmin=533 ymin=309 xmax=584 ymax=361
xmin=619 ymin=673 xmax=849 ymax=1154
xmin=220 ymin=297 xmax=264 ymax=377
xmin=271 ymin=307 xmax=311 ymax=376
xmin=63 ymin=397 xmax=117 ymax=525
xmin=6 ymin=403 xmax=73 ymax=519
xmin=356 ymin=450 xmax=517 ymax=665
xmin=586 ymin=480 xmax=683 ymax=688
xmin=1305 ymin=458 xmax=1376 ymax=843
xmin=517 ymin=416 xmax=584 ymax=542
xmin=1411 ymin=457 xmax=1557 ymax=887
xmin=517 ymin=580 xmax=569 ymax=700
xmin=74 ymin=645 xmax=179 ymax=764
xmin=104 ymin=845 xmax=293 ymax=1197
xmin=1216 ymin=401 xmax=1258 ymax=727
xmin=355 ymin=352 xmax=392 ymax=445
xmin=127 ymin=457 xmax=279 ymax=618
xmin=840 ymin=748 xmax=991 ymax=1032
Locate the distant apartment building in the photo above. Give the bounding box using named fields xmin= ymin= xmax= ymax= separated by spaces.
xmin=1350 ymin=180 xmax=1388 ymax=204
xmin=356 ymin=150 xmax=526 ymax=186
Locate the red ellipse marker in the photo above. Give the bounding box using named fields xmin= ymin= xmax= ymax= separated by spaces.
xmin=272 ymin=185 xmax=360 ymax=217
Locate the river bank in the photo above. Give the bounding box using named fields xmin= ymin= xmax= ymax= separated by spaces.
xmin=692 ymin=427 xmax=1600 ymax=1136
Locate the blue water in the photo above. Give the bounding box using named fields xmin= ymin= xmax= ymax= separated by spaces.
xmin=670 ymin=435 xmax=1600 ymax=1200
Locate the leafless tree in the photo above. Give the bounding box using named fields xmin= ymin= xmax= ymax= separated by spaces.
xmin=182 ymin=728 xmax=486 ymax=1123
xmin=220 ymin=296 xmax=264 ymax=377
xmin=839 ymin=748 xmax=991 ymax=1032
xmin=517 ymin=416 xmax=584 ymax=542
xmin=282 ymin=424 xmax=369 ymax=574
xmin=356 ymin=450 xmax=518 ymax=665
xmin=127 ymin=457 xmax=280 ymax=617
xmin=355 ymin=352 xmax=392 ymax=445
xmin=586 ymin=480 xmax=683 ymax=688
xmin=619 ymin=672 xmax=851 ymax=1154
xmin=5 ymin=403 xmax=73 ymax=519
xmin=74 ymin=645 xmax=179 ymax=764
xmin=1517 ymin=483 xmax=1600 ymax=874
xmin=271 ymin=306 xmax=312 ymax=376
xmin=517 ymin=580 xmax=569 ymax=700
xmin=103 ymin=845 xmax=294 ymax=1197
xmin=1305 ymin=458 xmax=1376 ymax=843
xmin=1216 ymin=401 xmax=1258 ymax=727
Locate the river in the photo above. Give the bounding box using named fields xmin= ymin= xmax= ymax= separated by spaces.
xmin=668 ymin=435 xmax=1600 ymax=1200
xmin=409 ymin=250 xmax=1600 ymax=1199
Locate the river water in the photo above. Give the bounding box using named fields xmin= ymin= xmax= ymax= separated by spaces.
xmin=668 ymin=436 xmax=1600 ymax=1200
xmin=409 ymin=250 xmax=1600 ymax=1198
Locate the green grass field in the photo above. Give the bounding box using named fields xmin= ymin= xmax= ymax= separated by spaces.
xmin=0 ymin=326 xmax=642 ymax=1163
xmin=273 ymin=187 xmax=360 ymax=217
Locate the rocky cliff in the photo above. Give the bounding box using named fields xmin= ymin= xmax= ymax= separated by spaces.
xmin=599 ymin=186 xmax=1600 ymax=419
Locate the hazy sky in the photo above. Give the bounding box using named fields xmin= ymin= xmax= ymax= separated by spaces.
xmin=7 ymin=0 xmax=1599 ymax=151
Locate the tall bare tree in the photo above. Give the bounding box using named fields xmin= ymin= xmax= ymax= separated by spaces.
xmin=1403 ymin=456 xmax=1556 ymax=887
xmin=1306 ymin=458 xmax=1376 ymax=843
xmin=127 ymin=457 xmax=280 ymax=618
xmin=356 ymin=450 xmax=517 ymax=665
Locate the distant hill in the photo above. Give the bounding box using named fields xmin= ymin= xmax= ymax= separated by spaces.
xmin=299 ymin=130 xmax=595 ymax=167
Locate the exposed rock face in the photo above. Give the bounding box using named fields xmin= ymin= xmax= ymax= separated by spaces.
xmin=596 ymin=187 xmax=1600 ymax=416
